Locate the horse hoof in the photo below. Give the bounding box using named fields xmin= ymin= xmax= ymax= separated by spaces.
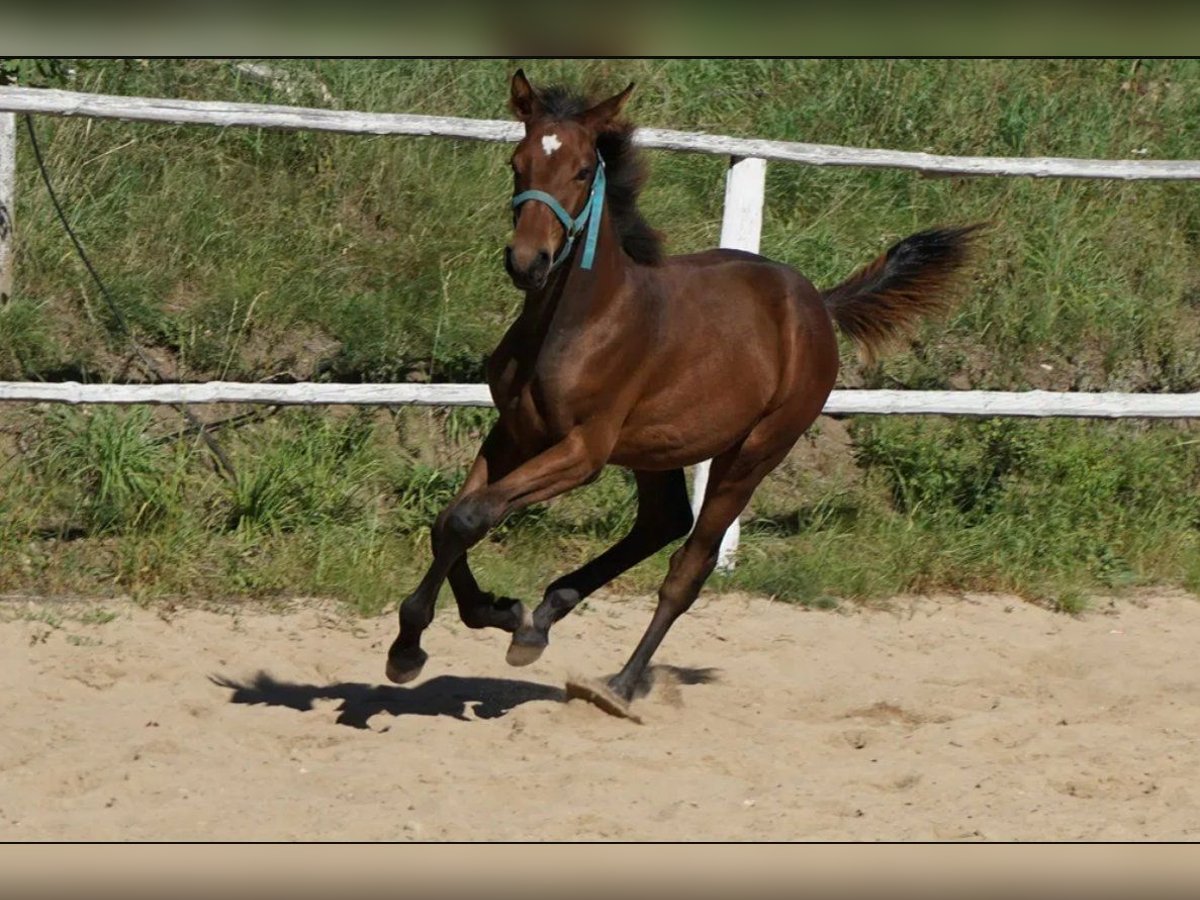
xmin=506 ymin=622 xmax=547 ymax=666
xmin=564 ymin=675 xmax=643 ymax=724
xmin=385 ymin=648 xmax=427 ymax=684
xmin=505 ymin=639 xmax=545 ymax=667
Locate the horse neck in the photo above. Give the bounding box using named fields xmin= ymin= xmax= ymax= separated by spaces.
xmin=520 ymin=206 xmax=630 ymax=335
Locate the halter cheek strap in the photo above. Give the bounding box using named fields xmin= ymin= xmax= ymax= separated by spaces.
xmin=511 ymin=153 xmax=607 ymax=272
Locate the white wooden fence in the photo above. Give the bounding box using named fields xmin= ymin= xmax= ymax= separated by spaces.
xmin=3 ymin=83 xmax=1200 ymax=567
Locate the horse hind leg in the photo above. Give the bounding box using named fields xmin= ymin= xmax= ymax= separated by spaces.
xmin=568 ymin=413 xmax=808 ymax=719
xmin=506 ymin=468 xmax=693 ymax=666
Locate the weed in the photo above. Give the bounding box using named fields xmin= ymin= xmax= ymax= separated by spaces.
xmin=79 ymin=607 xmax=118 ymax=625
xmin=27 ymin=407 xmax=180 ymax=535
xmin=386 ymin=460 xmax=464 ymax=534
xmin=1052 ymin=589 xmax=1089 ymax=616
xmin=227 ymin=411 xmax=379 ymax=535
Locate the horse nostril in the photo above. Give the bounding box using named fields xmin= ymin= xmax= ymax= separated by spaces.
xmin=504 ymin=246 xmax=550 ymax=285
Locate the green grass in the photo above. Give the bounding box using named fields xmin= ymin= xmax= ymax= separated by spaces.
xmin=3 ymin=408 xmax=1199 ymax=614
xmin=2 ymin=58 xmax=1200 ymax=612
xmin=28 ymin=406 xmax=182 ymax=534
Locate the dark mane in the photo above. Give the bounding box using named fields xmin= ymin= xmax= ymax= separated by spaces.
xmin=533 ymin=85 xmax=665 ymax=266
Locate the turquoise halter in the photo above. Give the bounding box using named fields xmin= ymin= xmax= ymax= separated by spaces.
xmin=510 ymin=153 xmax=606 ymax=272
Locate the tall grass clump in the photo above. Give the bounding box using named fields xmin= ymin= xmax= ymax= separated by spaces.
xmin=27 ymin=407 xmax=182 ymax=535
xmin=227 ymin=410 xmax=381 ymax=535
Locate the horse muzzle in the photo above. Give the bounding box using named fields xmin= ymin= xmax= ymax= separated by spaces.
xmin=505 ymin=245 xmax=552 ymax=291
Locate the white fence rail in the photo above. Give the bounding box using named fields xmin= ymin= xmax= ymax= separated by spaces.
xmin=3 ymin=82 xmax=1200 ymax=567
xmin=5 ymin=381 xmax=1200 ymax=419
xmin=3 ymin=86 xmax=1200 ymax=180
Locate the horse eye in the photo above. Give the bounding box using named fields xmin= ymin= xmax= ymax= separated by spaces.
xmin=575 ymin=167 xmax=592 ymax=181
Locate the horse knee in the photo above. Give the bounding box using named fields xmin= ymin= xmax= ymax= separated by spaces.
xmin=431 ymin=507 xmax=452 ymax=552
xmin=436 ymin=496 xmax=496 ymax=550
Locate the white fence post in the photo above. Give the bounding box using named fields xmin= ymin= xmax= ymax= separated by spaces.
xmin=692 ymin=155 xmax=768 ymax=570
xmin=0 ymin=112 xmax=14 ymax=304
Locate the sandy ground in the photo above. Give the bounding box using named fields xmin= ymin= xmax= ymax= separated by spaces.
xmin=2 ymin=588 xmax=1199 ymax=841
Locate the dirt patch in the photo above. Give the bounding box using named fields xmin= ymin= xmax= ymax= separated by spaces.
xmin=2 ymin=589 xmax=1198 ymax=840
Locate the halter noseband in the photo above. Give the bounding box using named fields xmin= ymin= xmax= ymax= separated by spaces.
xmin=510 ymin=153 xmax=606 ymax=272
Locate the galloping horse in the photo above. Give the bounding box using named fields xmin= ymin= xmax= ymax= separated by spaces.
xmin=386 ymin=70 xmax=981 ymax=719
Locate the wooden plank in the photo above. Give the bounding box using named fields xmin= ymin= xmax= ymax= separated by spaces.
xmin=633 ymin=126 xmax=1200 ymax=181
xmin=0 ymin=112 xmax=14 ymax=304
xmin=4 ymin=86 xmax=1200 ymax=181
xmin=823 ymin=389 xmax=1200 ymax=418
xmin=3 ymin=382 xmax=1200 ymax=418
xmin=0 ymin=86 xmax=522 ymax=142
xmin=0 ymin=381 xmax=494 ymax=406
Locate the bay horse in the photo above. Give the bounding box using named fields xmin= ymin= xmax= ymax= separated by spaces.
xmin=386 ymin=69 xmax=981 ymax=720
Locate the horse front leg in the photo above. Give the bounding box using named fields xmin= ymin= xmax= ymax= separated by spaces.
xmin=441 ymin=428 xmax=529 ymax=633
xmin=386 ymin=426 xmax=611 ymax=684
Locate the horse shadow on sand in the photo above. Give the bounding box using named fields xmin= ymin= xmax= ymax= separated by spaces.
xmin=211 ymin=665 xmax=718 ymax=729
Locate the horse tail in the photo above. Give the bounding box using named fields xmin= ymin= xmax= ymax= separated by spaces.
xmin=821 ymin=224 xmax=985 ymax=364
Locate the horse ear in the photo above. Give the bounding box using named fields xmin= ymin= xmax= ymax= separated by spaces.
xmin=581 ymin=82 xmax=635 ymax=132
xmin=510 ymin=69 xmax=542 ymax=123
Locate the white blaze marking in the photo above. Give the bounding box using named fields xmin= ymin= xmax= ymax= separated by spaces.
xmin=541 ymin=133 xmax=562 ymax=156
